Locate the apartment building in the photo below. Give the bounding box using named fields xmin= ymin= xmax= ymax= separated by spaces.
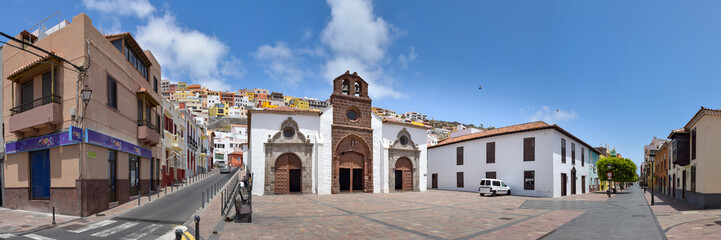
xmin=161 ymin=98 xmax=185 ymax=186
xmin=3 ymin=14 xmax=162 ymax=216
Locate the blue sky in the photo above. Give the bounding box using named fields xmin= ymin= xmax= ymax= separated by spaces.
xmin=3 ymin=0 xmax=721 ymax=170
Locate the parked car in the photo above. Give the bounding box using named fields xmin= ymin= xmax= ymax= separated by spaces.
xmin=479 ymin=178 xmax=510 ymax=197
xmin=221 ymin=166 xmax=231 ymax=174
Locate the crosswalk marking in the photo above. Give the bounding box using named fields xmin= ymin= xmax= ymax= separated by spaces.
xmin=0 ymin=234 xmax=16 ymax=239
xmin=157 ymin=226 xmax=187 ymax=240
xmin=90 ymin=222 xmax=139 ymax=237
xmin=23 ymin=234 xmax=55 ymax=240
xmin=69 ymin=220 xmax=116 ymax=233
xmin=120 ymin=224 xmax=162 ymax=240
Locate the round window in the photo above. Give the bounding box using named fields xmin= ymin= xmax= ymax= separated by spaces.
xmin=283 ymin=127 xmax=295 ymax=138
xmin=347 ymin=110 xmax=358 ymax=121
xmin=400 ymin=136 xmax=408 ymax=145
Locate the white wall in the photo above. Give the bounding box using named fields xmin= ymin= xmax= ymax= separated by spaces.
xmin=249 ymin=112 xmax=322 ymax=195
xmin=552 ymin=131 xmax=591 ymax=198
xmin=428 ymin=128 xmax=580 ymax=198
xmin=382 ymin=123 xmax=428 ymax=193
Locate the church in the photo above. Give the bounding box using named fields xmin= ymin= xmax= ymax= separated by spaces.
xmin=247 ymin=71 xmax=428 ymax=195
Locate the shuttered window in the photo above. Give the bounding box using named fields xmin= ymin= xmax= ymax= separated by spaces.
xmin=572 ymin=143 xmax=576 ymax=165
xmin=561 ymin=139 xmax=567 ymax=163
xmin=456 ymin=147 xmax=464 ymax=165
xmin=107 ymin=76 xmax=118 ymax=109
xmin=524 ymin=137 xmax=535 ymax=161
xmin=457 ymin=172 xmax=464 ymax=188
xmin=486 ymin=142 xmax=495 ymax=163
xmin=581 ymin=148 xmax=585 ymax=167
xmin=691 ymin=128 xmax=696 ymax=160
xmin=486 ymin=171 xmax=496 ymax=179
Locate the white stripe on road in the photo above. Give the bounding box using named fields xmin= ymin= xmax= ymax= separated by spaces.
xmin=23 ymin=234 xmax=55 ymax=240
xmin=69 ymin=220 xmax=116 ymax=233
xmin=90 ymin=222 xmax=139 ymax=237
xmin=156 ymin=226 xmax=187 ymax=240
xmin=0 ymin=234 xmax=16 ymax=239
xmin=120 ymin=224 xmax=162 ymax=240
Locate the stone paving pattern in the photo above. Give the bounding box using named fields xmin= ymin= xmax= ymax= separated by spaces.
xmin=204 ymin=189 xmax=616 ymax=240
xmin=644 ymin=189 xmax=721 ymax=240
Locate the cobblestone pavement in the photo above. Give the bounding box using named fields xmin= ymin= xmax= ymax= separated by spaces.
xmin=644 ymin=189 xmax=721 ymax=239
xmin=202 ymin=190 xmax=615 ymax=240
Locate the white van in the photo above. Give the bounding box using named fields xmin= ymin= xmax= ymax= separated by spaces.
xmin=478 ymin=178 xmax=511 ymax=197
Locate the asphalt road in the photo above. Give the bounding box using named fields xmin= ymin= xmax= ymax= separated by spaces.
xmin=3 ymin=168 xmax=238 ymax=240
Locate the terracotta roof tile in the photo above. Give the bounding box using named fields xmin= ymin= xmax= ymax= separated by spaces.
xmin=6 ymin=53 xmax=61 ymax=80
xmin=430 ymin=121 xmax=600 ymax=154
xmin=432 ymin=121 xmax=550 ymax=148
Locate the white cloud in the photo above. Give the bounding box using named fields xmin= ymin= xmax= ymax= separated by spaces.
xmin=82 ymin=0 xmax=155 ymax=18
xmin=84 ymin=1 xmax=241 ymax=91
xmin=133 ymin=12 xmax=241 ymax=91
xmin=528 ymin=106 xmax=578 ymax=124
xmin=320 ymin=0 xmax=405 ymax=99
xmin=398 ymin=46 xmax=416 ymax=69
xmin=253 ymin=42 xmax=307 ymax=87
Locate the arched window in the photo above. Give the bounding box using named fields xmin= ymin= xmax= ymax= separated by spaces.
xmin=342 ymin=79 xmax=349 ymax=95
xmin=354 ymin=82 xmax=361 ymax=96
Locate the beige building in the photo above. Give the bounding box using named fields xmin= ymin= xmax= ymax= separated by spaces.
xmin=2 ymin=13 xmax=162 ymax=216
xmin=668 ymin=107 xmax=721 ymax=209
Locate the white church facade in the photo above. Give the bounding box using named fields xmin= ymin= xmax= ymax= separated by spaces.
xmin=248 ymin=72 xmax=428 ymax=195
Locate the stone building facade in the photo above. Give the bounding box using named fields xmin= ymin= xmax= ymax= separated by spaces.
xmin=248 ymin=71 xmax=428 ymax=195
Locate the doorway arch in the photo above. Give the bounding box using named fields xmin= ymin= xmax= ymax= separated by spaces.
xmin=274 ymin=153 xmax=302 ymax=194
xmin=571 ymin=167 xmax=577 ymax=195
xmin=395 ymin=157 xmax=413 ymax=191
xmin=333 ymin=135 xmax=371 ymax=193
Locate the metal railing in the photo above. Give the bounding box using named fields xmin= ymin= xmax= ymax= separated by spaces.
xmin=221 ymin=169 xmax=242 ymax=217
xmin=137 ymin=119 xmax=160 ymax=133
xmin=10 ymin=94 xmax=61 ymax=115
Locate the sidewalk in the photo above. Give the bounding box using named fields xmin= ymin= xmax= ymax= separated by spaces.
xmin=0 ymin=208 xmax=78 ymax=235
xmin=195 ymin=169 xmax=244 ymax=240
xmin=0 ymin=169 xmax=220 ymax=236
xmin=644 ymin=190 xmax=721 ymax=239
xmin=542 ymin=185 xmax=666 ymax=240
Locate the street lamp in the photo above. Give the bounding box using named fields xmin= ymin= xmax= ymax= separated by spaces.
xmin=81 ymin=85 xmax=92 ymax=105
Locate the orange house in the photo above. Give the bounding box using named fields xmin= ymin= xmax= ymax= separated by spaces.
xmin=229 ymin=151 xmax=243 ymax=168
xmin=655 ymin=141 xmax=670 ymax=194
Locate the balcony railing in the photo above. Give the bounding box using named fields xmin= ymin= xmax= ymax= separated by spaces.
xmin=10 ymin=94 xmax=61 ymax=115
xmin=137 ymin=119 xmax=160 ymax=133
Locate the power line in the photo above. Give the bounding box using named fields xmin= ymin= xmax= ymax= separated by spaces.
xmin=0 ymin=31 xmax=83 ymax=71
xmin=0 ymin=40 xmax=81 ymax=74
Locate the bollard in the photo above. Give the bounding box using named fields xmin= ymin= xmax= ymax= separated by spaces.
xmin=202 ymin=192 xmax=205 ymax=208
xmin=651 ymin=192 xmax=655 ymax=205
xmin=138 ymin=192 xmax=141 ymax=206
xmin=52 ymin=206 xmax=56 ymax=225
xmin=194 ymin=215 xmax=200 ymax=240
xmin=158 ymin=185 xmax=160 ymax=199
xmin=165 ymin=183 xmax=167 ymax=196
xmin=207 ymin=189 xmax=210 ymax=200
xmin=149 ymin=188 xmax=151 ymax=202
xmin=175 ymin=228 xmax=183 ymax=240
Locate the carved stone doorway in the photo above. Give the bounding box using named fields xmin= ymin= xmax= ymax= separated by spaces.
xmin=395 ymin=157 xmax=413 ymax=191
xmin=338 ymin=151 xmax=364 ymax=192
xmin=274 ymin=153 xmax=302 ymax=194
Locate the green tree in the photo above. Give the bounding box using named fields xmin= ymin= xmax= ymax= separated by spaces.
xmin=597 ymin=157 xmax=638 ymax=182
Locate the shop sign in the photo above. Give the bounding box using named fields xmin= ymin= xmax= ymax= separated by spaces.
xmin=85 ymin=129 xmax=152 ymax=159
xmin=6 ymin=126 xmax=83 ymax=154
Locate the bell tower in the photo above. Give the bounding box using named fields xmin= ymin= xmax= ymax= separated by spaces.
xmin=330 ymin=71 xmax=374 ymax=193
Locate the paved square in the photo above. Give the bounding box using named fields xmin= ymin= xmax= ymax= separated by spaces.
xmin=217 ymin=190 xmax=613 ymax=240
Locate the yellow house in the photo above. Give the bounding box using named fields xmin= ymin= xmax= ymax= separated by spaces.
xmin=260 ymin=101 xmax=279 ymax=109
xmin=284 ymin=96 xmax=295 ymax=104
xmin=209 ymin=103 xmax=229 ymax=117
xmin=247 ymin=92 xmax=255 ymax=101
xmin=178 ymin=82 xmax=188 ymax=90
xmin=174 ymin=90 xmax=193 ymax=100
xmin=290 ymin=98 xmax=309 ymax=110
